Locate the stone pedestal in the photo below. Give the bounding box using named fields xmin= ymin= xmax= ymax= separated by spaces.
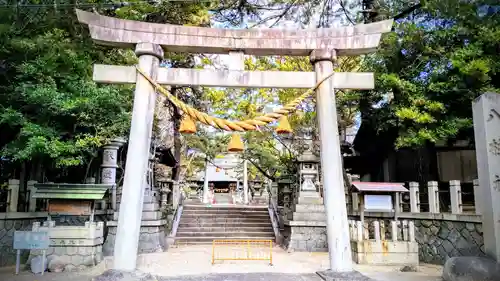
xmin=283 ymin=190 xmax=327 ymax=251
xmin=103 ymin=187 xmax=167 ymax=256
xmin=29 ymin=221 xmax=104 ymax=272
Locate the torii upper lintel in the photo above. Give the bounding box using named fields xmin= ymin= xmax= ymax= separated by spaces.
xmin=75 ymin=9 xmax=393 ymax=56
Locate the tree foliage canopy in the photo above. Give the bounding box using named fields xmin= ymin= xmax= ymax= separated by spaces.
xmin=0 ymin=0 xmax=498 ymax=183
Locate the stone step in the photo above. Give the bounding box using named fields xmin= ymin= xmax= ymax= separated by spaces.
xmin=181 ymin=213 xmax=269 ymax=219
xmin=174 ymin=236 xmax=275 ymax=244
xmin=178 ymin=222 xmax=271 ymax=228
xmin=176 ymin=231 xmax=275 ymax=238
xmin=184 ymin=204 xmax=268 ymax=210
xmin=181 ymin=214 xmax=271 ymax=223
xmin=177 ymin=226 xmax=274 ymax=232
xmin=182 ymin=210 xmax=269 ymax=215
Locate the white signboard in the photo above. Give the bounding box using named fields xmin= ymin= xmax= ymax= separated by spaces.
xmin=364 ymin=194 xmax=393 ymax=211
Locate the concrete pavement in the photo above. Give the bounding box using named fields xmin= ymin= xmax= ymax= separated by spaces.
xmin=0 ymin=245 xmax=443 ymax=281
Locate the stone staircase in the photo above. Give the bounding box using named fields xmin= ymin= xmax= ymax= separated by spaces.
xmin=175 ymin=205 xmax=275 ymax=244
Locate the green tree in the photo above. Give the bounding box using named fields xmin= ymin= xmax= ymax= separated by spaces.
xmin=358 ymin=0 xmax=500 ymax=148
xmin=0 ymin=0 xmax=212 ymax=183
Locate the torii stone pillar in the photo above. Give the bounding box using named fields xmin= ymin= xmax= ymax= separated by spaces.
xmin=113 ymin=43 xmax=163 ymax=271
xmin=311 ymin=49 xmax=352 ymax=272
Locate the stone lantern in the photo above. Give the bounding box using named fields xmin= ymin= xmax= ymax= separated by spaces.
xmin=101 ymin=137 xmax=126 ymax=210
xmin=277 ymin=177 xmax=293 ymax=221
xmin=296 ymin=131 xmax=320 ymax=195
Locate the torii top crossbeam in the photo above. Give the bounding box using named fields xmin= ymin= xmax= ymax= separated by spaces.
xmin=75 ymin=9 xmax=393 ymax=56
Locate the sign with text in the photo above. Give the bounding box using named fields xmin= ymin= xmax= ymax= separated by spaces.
xmin=364 ymin=194 xmax=393 ymax=211
xmin=48 ymin=200 xmax=92 ymax=215
xmin=13 ymin=231 xmax=50 ymax=250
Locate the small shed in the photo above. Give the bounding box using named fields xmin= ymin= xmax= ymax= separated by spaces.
xmin=32 ymin=183 xmax=112 ymax=222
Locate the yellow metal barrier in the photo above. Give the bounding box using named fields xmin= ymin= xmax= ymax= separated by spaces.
xmin=211 ymin=239 xmax=273 ymax=265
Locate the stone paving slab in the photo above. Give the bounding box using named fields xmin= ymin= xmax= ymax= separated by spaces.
xmin=0 ymin=245 xmax=443 ymax=281
xmin=156 ymin=273 xmax=322 ymax=281
xmin=316 ymin=270 xmax=374 ymax=281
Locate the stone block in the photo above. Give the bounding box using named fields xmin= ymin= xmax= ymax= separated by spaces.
xmin=141 ymin=211 xmax=163 ymax=221
xmin=283 ymin=223 xmax=327 ymax=253
xmin=292 ymin=212 xmax=325 ymax=221
xmin=297 ymin=196 xmax=323 ymax=205
xmin=295 ymin=204 xmax=325 ymax=213
xmin=442 ymin=256 xmax=500 ymax=281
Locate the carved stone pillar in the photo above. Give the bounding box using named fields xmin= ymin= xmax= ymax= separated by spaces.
xmin=473 ymin=92 xmax=500 ymax=260
xmin=101 ymin=138 xmax=126 ymax=210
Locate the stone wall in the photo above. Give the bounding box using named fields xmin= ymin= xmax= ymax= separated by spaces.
xmin=353 ymin=212 xmax=485 ymax=265
xmin=29 ymin=244 xmax=103 ymax=272
xmin=0 ymin=213 xmax=46 ymax=267
xmin=414 ymin=218 xmax=484 ymax=264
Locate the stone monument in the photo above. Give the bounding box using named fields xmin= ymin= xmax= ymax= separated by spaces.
xmin=29 ymin=183 xmax=109 ymax=272
xmin=473 ymin=92 xmax=500 ymax=260
xmin=76 ymin=9 xmax=393 ymax=273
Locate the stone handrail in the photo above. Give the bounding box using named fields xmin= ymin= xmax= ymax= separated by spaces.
xmin=405 ymin=179 xmax=479 ymax=215
xmin=349 ymin=219 xmax=419 ymax=265
xmin=267 ymin=185 xmax=282 ymax=243
xmin=168 ymin=191 xmax=185 ymax=238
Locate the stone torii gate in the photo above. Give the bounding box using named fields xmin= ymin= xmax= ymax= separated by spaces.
xmin=76 ymin=9 xmax=393 ymax=274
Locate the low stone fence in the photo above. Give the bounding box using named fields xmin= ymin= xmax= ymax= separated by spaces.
xmin=349 ymin=219 xmax=419 ymax=265
xmin=350 ymin=212 xmax=485 ymax=265
xmin=0 ymin=212 xmax=47 ymax=267
xmin=0 ymin=211 xmax=112 ymax=268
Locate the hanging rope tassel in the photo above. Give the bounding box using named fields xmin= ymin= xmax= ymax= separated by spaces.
xmin=179 ymin=115 xmax=197 ymax=134
xmin=228 ymin=133 xmax=244 ymax=152
xmin=276 ymin=115 xmax=293 ymax=134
